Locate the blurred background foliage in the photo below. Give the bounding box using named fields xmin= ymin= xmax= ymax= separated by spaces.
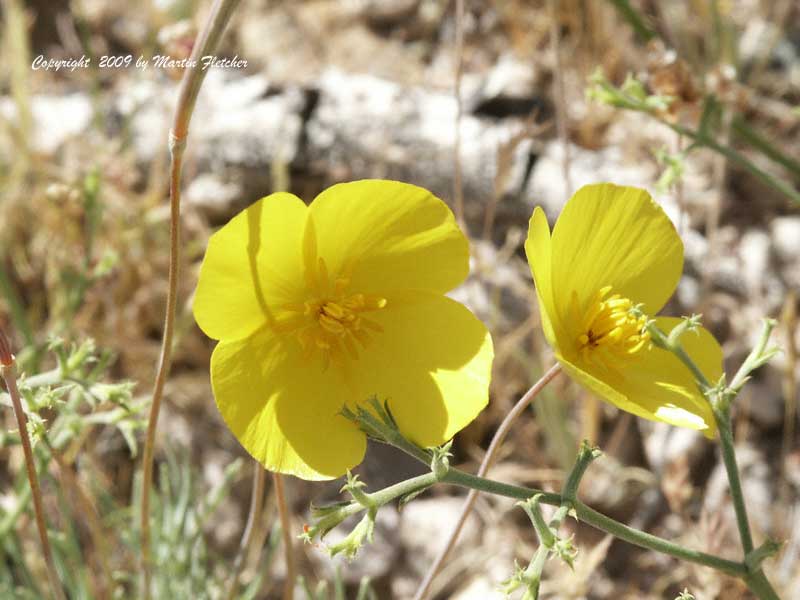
xmin=0 ymin=0 xmax=799 ymax=598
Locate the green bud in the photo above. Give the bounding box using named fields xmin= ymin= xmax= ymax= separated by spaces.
xmin=327 ymin=510 xmax=376 ymax=561
xmin=430 ymin=440 xmax=453 ymax=480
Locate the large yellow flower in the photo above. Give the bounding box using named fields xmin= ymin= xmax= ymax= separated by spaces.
xmin=193 ymin=180 xmax=493 ymax=480
xmin=525 ymin=183 xmax=721 ymax=436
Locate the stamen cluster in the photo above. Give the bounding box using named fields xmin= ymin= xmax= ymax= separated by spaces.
xmin=574 ymin=285 xmax=650 ymax=369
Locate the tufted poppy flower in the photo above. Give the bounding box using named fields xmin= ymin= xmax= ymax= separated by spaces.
xmin=525 ymin=183 xmax=721 ymax=435
xmin=193 ymin=180 xmax=493 ymax=479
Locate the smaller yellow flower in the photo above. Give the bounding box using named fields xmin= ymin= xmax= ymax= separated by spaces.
xmin=525 ymin=183 xmax=721 ymax=436
xmin=193 ymin=180 xmax=493 ymax=480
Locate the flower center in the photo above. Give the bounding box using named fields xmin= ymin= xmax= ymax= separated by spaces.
xmin=279 ymin=257 xmax=387 ymax=367
xmin=574 ymin=285 xmax=650 ymax=369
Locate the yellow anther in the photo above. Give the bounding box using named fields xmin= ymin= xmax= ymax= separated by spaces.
xmin=322 ymin=302 xmax=345 ymax=319
xmin=281 ymin=275 xmax=388 ymax=364
xmin=576 ymin=285 xmax=651 ymax=371
xmin=319 ymin=314 xmax=346 ymax=334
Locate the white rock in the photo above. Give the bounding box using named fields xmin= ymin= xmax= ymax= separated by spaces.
xmin=184 ymin=174 xmax=243 ymax=221
xmin=398 ymin=496 xmax=480 ymax=574
xmin=738 ymin=229 xmax=772 ymax=294
xmin=682 ymin=229 xmax=709 ymax=276
xmin=525 ymin=142 xmax=660 ymax=220
xmin=472 ymin=52 xmax=539 ymax=106
xmin=118 ymin=72 xmax=304 ymax=168
xmin=451 ymin=577 xmax=505 ymax=600
xmin=306 ymin=68 xmax=533 ymax=207
xmin=642 ymin=422 xmax=707 ymax=473
xmin=0 ymin=93 xmax=92 ymax=154
xmin=771 ymin=216 xmax=800 ymax=262
xmin=676 ymin=275 xmax=701 ymax=310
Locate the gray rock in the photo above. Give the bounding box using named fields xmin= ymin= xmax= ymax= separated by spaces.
xmin=305 ymin=68 xmax=534 ymax=217
xmin=361 ymin=0 xmax=421 ymax=26
xmin=737 ymin=365 xmax=786 ymax=429
xmin=120 ymin=72 xmax=305 ymax=169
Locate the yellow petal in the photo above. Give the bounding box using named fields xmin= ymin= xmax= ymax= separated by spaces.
xmin=561 ymin=317 xmax=722 ymax=436
xmin=308 ymin=180 xmax=468 ymax=295
xmin=524 ymin=206 xmax=559 ymax=347
xmin=193 ymin=193 xmax=308 ymax=341
xmin=353 ymin=291 xmax=493 ymax=447
xmin=211 ymin=328 xmax=366 ymax=480
xmin=550 ymin=184 xmax=683 ymax=318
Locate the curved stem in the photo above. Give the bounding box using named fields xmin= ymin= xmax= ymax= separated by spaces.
xmin=0 ymin=338 xmax=66 ymax=600
xmin=225 ymin=464 xmax=267 ymax=600
xmin=139 ymin=123 xmax=184 ymax=599
xmin=138 ymin=0 xmax=242 ymax=595
xmin=273 ymin=473 xmax=295 ymax=600
xmin=413 ymin=363 xmax=562 ymax=600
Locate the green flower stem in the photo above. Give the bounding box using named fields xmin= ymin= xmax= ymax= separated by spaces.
xmin=645 ymin=320 xmax=712 ymax=391
xmin=645 ymin=319 xmax=781 ymax=598
xmin=728 ymin=319 xmax=779 ymax=395
xmin=713 ymin=405 xmax=753 ymax=554
xmin=316 ymin=465 xmax=747 ymax=579
xmin=561 ymin=441 xmax=600 ymax=502
xmin=443 ymin=470 xmax=748 ymax=576
xmin=579 ymin=501 xmax=747 ymax=576
xmin=516 ymin=443 xmax=599 ymax=598
xmin=138 ymin=0 xmax=241 ymax=596
xmin=522 ymin=495 xmax=557 ymax=548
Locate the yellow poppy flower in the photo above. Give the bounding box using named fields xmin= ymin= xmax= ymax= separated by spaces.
xmin=193 ymin=180 xmax=494 ymax=480
xmin=525 ymin=183 xmax=721 ymax=436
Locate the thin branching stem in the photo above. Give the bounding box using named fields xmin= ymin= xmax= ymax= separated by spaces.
xmin=273 ymin=473 xmax=296 ymax=600
xmin=314 ymin=466 xmax=749 ymax=579
xmin=0 ymin=330 xmax=66 ymax=600
xmin=139 ymin=0 xmax=242 ymax=595
xmin=226 ymin=463 xmax=267 ymax=600
xmin=413 ymin=363 xmax=562 ymax=600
